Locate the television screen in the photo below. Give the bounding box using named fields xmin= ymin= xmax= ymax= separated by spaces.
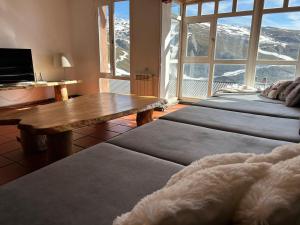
xmin=0 ymin=48 xmax=35 ymax=84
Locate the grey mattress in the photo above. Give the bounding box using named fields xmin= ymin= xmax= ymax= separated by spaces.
xmin=0 ymin=143 xmax=182 ymax=225
xmin=109 ymin=120 xmax=290 ymax=166
xmin=161 ymin=106 xmax=300 ymax=143
xmin=212 ymin=93 xmax=283 ymax=104
xmin=192 ymin=97 xmax=300 ymax=119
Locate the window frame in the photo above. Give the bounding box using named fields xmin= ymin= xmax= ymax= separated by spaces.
xmin=98 ymin=0 xmax=131 ymax=80
xmin=179 ymin=0 xmax=300 ymax=100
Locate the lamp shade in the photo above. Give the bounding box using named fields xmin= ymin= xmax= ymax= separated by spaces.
xmin=54 ymin=53 xmax=74 ymax=68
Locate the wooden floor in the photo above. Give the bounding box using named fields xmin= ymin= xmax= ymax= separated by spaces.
xmin=0 ymin=104 xmax=187 ymax=185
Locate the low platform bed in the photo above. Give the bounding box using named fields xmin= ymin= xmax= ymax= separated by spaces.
xmin=0 ymin=94 xmax=299 ymax=225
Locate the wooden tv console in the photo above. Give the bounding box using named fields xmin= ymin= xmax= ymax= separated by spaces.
xmin=0 ymin=80 xmax=82 ymax=102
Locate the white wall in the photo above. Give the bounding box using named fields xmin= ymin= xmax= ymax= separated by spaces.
xmin=69 ymin=0 xmax=100 ymax=95
xmin=0 ymin=0 xmax=75 ymax=107
xmin=131 ymin=0 xmax=162 ymax=96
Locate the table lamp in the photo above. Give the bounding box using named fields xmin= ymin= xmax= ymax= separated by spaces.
xmin=54 ymin=53 xmax=74 ymax=78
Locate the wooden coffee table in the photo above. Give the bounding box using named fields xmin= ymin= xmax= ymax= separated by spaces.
xmin=0 ymin=93 xmax=162 ymax=160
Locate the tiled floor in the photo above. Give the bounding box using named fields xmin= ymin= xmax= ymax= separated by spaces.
xmin=0 ymin=104 xmax=187 ymax=185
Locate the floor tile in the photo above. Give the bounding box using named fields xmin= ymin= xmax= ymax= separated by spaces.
xmin=73 ymin=132 xmax=87 ymax=141
xmin=2 ymin=150 xmax=49 ymax=171
xmin=73 ymin=136 xmax=103 ymax=148
xmin=0 ymin=163 xmax=29 ymax=185
xmin=106 ymin=125 xmax=133 ymax=133
xmin=89 ymin=130 xmax=120 ymax=141
xmin=0 ymin=140 xmax=21 ymax=155
xmin=0 ymin=136 xmax=10 ymax=145
xmin=0 ymin=156 xmax=13 ymax=168
xmin=73 ymin=145 xmax=84 ymax=153
xmin=109 ymin=119 xmax=137 ymax=128
xmin=93 ymin=122 xmax=118 ymax=130
xmin=0 ymin=126 xmax=18 ymax=136
xmin=73 ymin=126 xmax=97 ymax=135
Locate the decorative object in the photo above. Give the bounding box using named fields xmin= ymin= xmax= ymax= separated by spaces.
xmin=286 ymin=84 xmax=300 ymax=107
xmin=53 ymin=53 xmax=74 ymax=77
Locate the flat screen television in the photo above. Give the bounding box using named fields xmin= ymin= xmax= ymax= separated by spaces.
xmin=0 ymin=48 xmax=35 ymax=84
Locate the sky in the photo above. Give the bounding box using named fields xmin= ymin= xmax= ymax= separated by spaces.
xmin=114 ymin=0 xmax=300 ymax=30
xmin=185 ymin=0 xmax=300 ymax=30
xmin=115 ymin=1 xmax=129 ymax=19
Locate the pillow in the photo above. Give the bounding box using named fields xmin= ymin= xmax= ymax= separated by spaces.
xmin=261 ymin=85 xmax=273 ymax=98
xmin=261 ymin=80 xmax=289 ymax=99
xmin=283 ymin=77 xmax=300 ymax=99
xmin=246 ymin=143 xmax=300 ymax=164
xmin=113 ymin=163 xmax=270 ymax=225
xmin=166 ymin=153 xmax=254 ymax=187
xmin=277 ymin=81 xmax=293 ymax=101
xmin=286 ymin=84 xmax=300 ymax=107
xmin=234 ymin=155 xmax=300 ymax=225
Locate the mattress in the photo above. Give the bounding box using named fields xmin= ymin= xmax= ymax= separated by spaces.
xmin=0 ymin=143 xmax=182 ymax=225
xmin=192 ymin=97 xmax=300 ymax=119
xmin=109 ymin=120 xmax=290 ymax=165
xmin=161 ymin=106 xmax=300 ymax=143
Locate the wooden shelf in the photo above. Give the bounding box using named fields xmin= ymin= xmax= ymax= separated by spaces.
xmin=0 ymin=80 xmax=82 ymax=91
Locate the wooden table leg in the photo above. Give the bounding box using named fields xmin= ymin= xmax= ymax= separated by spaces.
xmin=136 ymin=109 xmax=154 ymax=126
xmin=54 ymin=84 xmax=69 ymax=101
xmin=47 ymin=131 xmax=73 ymax=161
xmin=19 ymin=130 xmax=47 ymax=154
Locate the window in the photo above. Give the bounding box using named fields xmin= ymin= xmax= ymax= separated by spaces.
xmin=182 ymin=63 xmax=209 ymax=98
xmin=213 ymin=64 xmax=246 ymax=92
xmin=290 ymin=0 xmax=300 ymax=7
xmin=264 ymin=0 xmax=284 ymax=9
xmin=237 ymin=0 xmax=254 ymax=12
xmin=186 ymin=22 xmax=210 ymax=57
xmin=179 ymin=0 xmax=300 ymax=99
xmin=201 ymin=2 xmax=215 ymax=15
xmin=114 ymin=1 xmax=130 ymax=76
xmin=186 ymin=4 xmax=198 ymax=17
xmin=99 ymin=0 xmax=130 ymax=77
xmin=167 ymin=2 xmax=182 ymax=99
xmin=215 ymin=16 xmax=252 ymax=60
xmin=218 ymin=0 xmax=232 ymax=14
xmin=255 ymin=11 xmax=300 ymax=86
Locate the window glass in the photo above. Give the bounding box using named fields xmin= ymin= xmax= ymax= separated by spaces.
xmin=237 ymin=0 xmax=254 ymax=11
xmin=187 ymin=22 xmax=210 ymax=57
xmin=170 ymin=19 xmax=180 ymax=60
xmin=168 ymin=63 xmax=179 ymax=98
xmin=99 ymin=5 xmax=111 ymax=73
xmin=213 ymin=64 xmax=246 ymax=93
xmin=114 ymin=0 xmax=130 ymax=76
xmin=182 ymin=64 xmax=209 ymax=97
xmin=201 ymin=2 xmax=215 ymax=15
xmin=218 ymin=0 xmax=232 ymax=14
xmin=255 ymin=65 xmax=296 ymax=88
xmin=264 ymin=0 xmax=284 ymax=9
xmin=171 ymin=2 xmax=181 ymax=17
xmin=215 ymin=16 xmax=252 ymax=60
xmin=289 ymin=0 xmax=300 ymax=7
xmin=257 ymin=12 xmax=300 ymax=61
xmin=186 ymin=4 xmax=198 ymax=17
